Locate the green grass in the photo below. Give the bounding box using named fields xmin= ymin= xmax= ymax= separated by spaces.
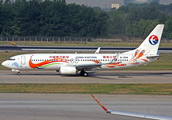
xmin=0 ymin=41 xmax=172 ymax=47
xmin=0 ymin=83 xmax=172 ymax=95
xmin=0 ymin=41 xmax=140 ymax=47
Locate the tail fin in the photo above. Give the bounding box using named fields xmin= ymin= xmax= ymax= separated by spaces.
xmin=137 ymin=24 xmax=164 ymax=56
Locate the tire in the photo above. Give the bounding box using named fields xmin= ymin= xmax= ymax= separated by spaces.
xmin=83 ymin=72 xmax=88 ymax=77
xmin=17 ymin=72 xmax=21 ymax=75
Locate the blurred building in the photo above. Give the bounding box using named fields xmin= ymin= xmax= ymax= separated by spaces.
xmin=124 ymin=0 xmax=159 ymax=6
xmin=111 ymin=4 xmax=120 ymax=9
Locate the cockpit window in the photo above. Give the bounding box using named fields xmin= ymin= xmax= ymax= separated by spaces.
xmin=8 ymin=58 xmax=15 ymax=61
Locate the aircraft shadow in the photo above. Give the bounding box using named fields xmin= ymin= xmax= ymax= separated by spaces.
xmin=7 ymin=71 xmax=172 ymax=80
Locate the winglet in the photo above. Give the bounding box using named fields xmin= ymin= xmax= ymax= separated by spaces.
xmin=91 ymin=94 xmax=108 ymax=112
xmin=95 ymin=47 xmax=101 ymax=54
xmin=91 ymin=94 xmax=172 ymax=119
xmin=110 ymin=53 xmax=120 ymax=63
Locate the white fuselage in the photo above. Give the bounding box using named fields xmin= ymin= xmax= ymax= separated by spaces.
xmin=2 ymin=51 xmax=157 ymax=71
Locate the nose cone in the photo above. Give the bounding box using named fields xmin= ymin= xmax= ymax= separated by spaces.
xmin=1 ymin=61 xmax=8 ymax=67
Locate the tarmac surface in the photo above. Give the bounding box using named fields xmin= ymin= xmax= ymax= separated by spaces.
xmin=0 ymin=94 xmax=172 ymax=120
xmin=1 ymin=71 xmax=172 ymax=120
xmin=0 ymin=93 xmax=172 ymax=120
xmin=0 ymin=70 xmax=172 ymax=83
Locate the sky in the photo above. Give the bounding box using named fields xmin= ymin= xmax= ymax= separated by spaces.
xmin=66 ymin=0 xmax=172 ymax=7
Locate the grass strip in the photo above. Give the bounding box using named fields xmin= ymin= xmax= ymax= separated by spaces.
xmin=0 ymin=83 xmax=172 ymax=95
xmin=1 ymin=41 xmax=172 ymax=47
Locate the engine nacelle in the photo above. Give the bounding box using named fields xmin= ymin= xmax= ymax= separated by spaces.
xmin=59 ymin=66 xmax=77 ymax=75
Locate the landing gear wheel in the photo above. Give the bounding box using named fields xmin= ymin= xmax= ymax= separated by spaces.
xmin=83 ymin=72 xmax=88 ymax=77
xmin=17 ymin=72 xmax=21 ymax=76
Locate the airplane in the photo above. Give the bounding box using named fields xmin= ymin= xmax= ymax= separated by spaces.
xmin=1 ymin=24 xmax=164 ymax=77
xmin=91 ymin=94 xmax=172 ymax=120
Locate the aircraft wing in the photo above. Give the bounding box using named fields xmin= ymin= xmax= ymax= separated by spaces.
xmin=95 ymin=47 xmax=100 ymax=54
xmin=91 ymin=94 xmax=172 ymax=120
xmin=75 ymin=64 xmax=102 ymax=71
xmin=72 ymin=59 xmax=121 ymax=71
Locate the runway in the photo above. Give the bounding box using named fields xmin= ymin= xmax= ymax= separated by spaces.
xmin=0 ymin=70 xmax=172 ymax=83
xmin=0 ymin=93 xmax=172 ymax=120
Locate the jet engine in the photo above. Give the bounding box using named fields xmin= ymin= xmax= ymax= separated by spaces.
xmin=59 ymin=66 xmax=77 ymax=75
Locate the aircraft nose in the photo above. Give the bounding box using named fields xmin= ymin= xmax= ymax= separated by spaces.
xmin=1 ymin=61 xmax=7 ymax=67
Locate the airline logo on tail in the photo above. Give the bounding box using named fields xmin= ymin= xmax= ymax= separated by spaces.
xmin=149 ymin=35 xmax=159 ymax=45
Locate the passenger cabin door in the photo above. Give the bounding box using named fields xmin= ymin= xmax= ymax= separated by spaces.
xmin=21 ymin=56 xmax=26 ymax=65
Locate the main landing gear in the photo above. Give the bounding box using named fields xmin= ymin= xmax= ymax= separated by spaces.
xmin=17 ymin=72 xmax=21 ymax=76
xmin=80 ymin=70 xmax=88 ymax=77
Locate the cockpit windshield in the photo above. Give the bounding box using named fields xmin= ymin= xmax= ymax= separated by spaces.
xmin=8 ymin=58 xmax=15 ymax=61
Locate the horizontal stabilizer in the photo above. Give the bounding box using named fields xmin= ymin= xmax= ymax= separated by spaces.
xmin=146 ymin=55 xmax=159 ymax=59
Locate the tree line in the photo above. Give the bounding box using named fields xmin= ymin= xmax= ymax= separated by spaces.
xmin=0 ymin=0 xmax=172 ymax=39
xmin=0 ymin=0 xmax=108 ymax=37
xmin=107 ymin=2 xmax=172 ymax=39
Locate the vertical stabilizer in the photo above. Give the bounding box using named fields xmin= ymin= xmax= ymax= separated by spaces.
xmin=137 ymin=24 xmax=164 ymax=56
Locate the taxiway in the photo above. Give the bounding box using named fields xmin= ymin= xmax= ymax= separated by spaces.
xmin=0 ymin=70 xmax=172 ymax=83
xmin=0 ymin=94 xmax=172 ymax=120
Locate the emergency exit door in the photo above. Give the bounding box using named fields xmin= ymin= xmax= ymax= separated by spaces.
xmin=21 ymin=56 xmax=26 ymax=65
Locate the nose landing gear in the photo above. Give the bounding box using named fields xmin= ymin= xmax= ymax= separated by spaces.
xmin=12 ymin=69 xmax=21 ymax=76
xmin=17 ymin=72 xmax=21 ymax=76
